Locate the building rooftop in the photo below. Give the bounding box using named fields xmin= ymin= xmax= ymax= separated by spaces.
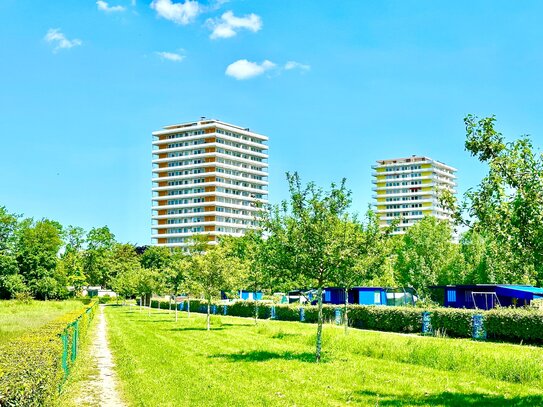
xmin=374 ymin=155 xmax=457 ymax=172
xmin=153 ymin=118 xmax=267 ymax=140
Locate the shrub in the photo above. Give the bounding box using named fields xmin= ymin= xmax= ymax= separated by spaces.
xmin=430 ymin=308 xmax=477 ymax=338
xmin=80 ymin=296 xmax=92 ymax=305
xmin=303 ymin=305 xmax=337 ymax=323
xmin=348 ymin=306 xmax=423 ymax=333
xmin=99 ymin=295 xmax=112 ymax=304
xmin=273 ymin=304 xmax=301 ymax=321
xmin=485 ymin=308 xmax=543 ymax=343
xmin=225 ymin=301 xmax=271 ymax=319
xmin=0 ymin=301 xmax=98 ymax=406
xmin=14 ymin=291 xmax=33 ymax=304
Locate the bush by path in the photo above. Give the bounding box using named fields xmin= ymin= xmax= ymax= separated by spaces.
xmin=0 ymin=300 xmax=98 ymax=406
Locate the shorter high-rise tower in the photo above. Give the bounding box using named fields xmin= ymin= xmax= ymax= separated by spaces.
xmin=372 ymin=156 xmax=457 ymax=234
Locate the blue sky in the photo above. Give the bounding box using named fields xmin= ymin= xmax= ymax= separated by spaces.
xmin=1 ymin=0 xmax=543 ymax=245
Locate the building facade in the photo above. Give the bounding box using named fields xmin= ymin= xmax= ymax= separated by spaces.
xmin=151 ymin=119 xmax=268 ymax=247
xmin=372 ymin=156 xmax=457 ymax=234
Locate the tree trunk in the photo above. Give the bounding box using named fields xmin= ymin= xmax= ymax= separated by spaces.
xmin=148 ymin=294 xmax=151 ymax=317
xmin=175 ymin=292 xmax=178 ymax=322
xmin=315 ymin=286 xmax=324 ymax=363
xmin=140 ymin=295 xmax=143 ymax=312
xmin=254 ymin=300 xmax=259 ymax=325
xmin=344 ymin=287 xmax=349 ymax=335
xmin=206 ymin=299 xmax=211 ymax=331
xmin=187 ymin=296 xmax=191 ymax=317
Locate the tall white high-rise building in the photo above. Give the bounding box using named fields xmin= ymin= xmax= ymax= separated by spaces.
xmin=372 ymin=155 xmax=457 ymax=234
xmin=151 ymin=118 xmax=268 ymax=247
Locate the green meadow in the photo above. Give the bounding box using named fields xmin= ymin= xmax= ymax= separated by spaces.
xmin=102 ymin=306 xmax=543 ymax=406
xmin=0 ymin=300 xmax=84 ymax=343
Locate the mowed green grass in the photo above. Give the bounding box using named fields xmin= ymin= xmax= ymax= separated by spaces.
xmin=106 ymin=306 xmax=543 ymax=407
xmin=0 ymin=300 xmax=84 ymax=342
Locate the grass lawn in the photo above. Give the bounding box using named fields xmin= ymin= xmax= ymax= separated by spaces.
xmin=0 ymin=300 xmax=84 ymax=343
xmin=106 ymin=306 xmax=543 ymax=406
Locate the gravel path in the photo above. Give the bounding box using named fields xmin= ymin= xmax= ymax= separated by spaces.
xmin=73 ymin=304 xmax=126 ymax=406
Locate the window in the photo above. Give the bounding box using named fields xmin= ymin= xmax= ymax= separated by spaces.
xmin=374 ymin=291 xmax=381 ymax=304
xmin=447 ymin=290 xmax=456 ymax=303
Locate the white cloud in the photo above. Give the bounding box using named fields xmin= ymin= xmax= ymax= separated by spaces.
xmin=208 ymin=0 xmax=229 ymax=11
xmin=284 ymin=61 xmax=310 ymax=72
xmin=44 ymin=29 xmax=82 ymax=52
xmin=150 ymin=0 xmax=200 ymax=25
xmin=225 ymin=59 xmax=275 ymax=80
xmin=208 ymin=11 xmax=262 ymax=39
xmin=156 ymin=51 xmax=185 ymax=62
xmin=97 ymin=1 xmax=126 ymax=12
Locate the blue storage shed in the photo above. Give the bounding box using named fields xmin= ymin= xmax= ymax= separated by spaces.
xmin=323 ymin=287 xmax=387 ymax=305
xmin=433 ymin=284 xmax=543 ymax=310
xmin=350 ymin=287 xmax=387 ymax=305
xmin=220 ymin=290 xmax=263 ymax=301
xmin=238 ymin=290 xmax=263 ymax=301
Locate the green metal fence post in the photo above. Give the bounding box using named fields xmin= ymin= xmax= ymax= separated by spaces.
xmin=61 ymin=329 xmax=69 ymax=378
xmin=71 ymin=319 xmax=79 ymax=362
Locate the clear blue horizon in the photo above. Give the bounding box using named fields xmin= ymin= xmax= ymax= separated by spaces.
xmin=1 ymin=1 xmax=543 ymax=245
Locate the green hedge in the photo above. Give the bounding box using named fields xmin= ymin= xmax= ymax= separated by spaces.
xmin=348 ymin=306 xmax=423 ymax=333
xmin=146 ymin=298 xmax=543 ymax=345
xmin=485 ymin=308 xmax=543 ymax=342
xmin=430 ymin=308 xmax=477 ymax=338
xmin=0 ymin=301 xmax=98 ymax=406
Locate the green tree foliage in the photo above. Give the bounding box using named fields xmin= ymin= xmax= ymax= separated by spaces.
xmin=334 ymin=209 xmax=396 ymax=333
xmin=191 ymin=244 xmax=246 ymax=330
xmin=15 ymin=218 xmax=66 ymax=299
xmin=262 ymin=172 xmax=354 ymax=361
xmin=461 ymin=115 xmax=543 ymax=284
xmin=220 ymin=231 xmax=268 ymax=323
xmin=0 ymin=255 xmax=22 ymax=299
xmin=59 ymin=226 xmax=87 ymax=293
xmin=163 ymin=252 xmax=193 ymax=320
xmin=0 ymin=206 xmax=19 ymax=254
xmin=111 ymin=246 xmax=147 ymax=304
xmin=140 ymin=245 xmax=172 ymax=270
xmin=459 ymin=229 xmax=526 ymax=284
xmin=395 ymin=217 xmax=463 ymax=298
xmin=84 ymin=226 xmax=116 ymax=287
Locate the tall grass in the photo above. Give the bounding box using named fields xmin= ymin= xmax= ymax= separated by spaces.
xmin=0 ymin=300 xmax=83 ymax=342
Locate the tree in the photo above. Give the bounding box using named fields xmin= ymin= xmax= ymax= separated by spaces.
xmin=84 ymin=226 xmax=116 ymax=287
xmin=0 ymin=206 xmax=19 ymax=254
xmin=134 ymin=267 xmax=163 ymax=316
xmin=458 ymin=115 xmax=543 ymax=285
xmin=0 ymin=207 xmax=25 ymax=299
xmin=105 ymin=243 xmax=141 ymax=303
xmin=262 ymin=172 xmax=354 ymax=362
xmin=191 ymin=245 xmax=245 ymax=330
xmin=60 ymin=226 xmax=87 ymax=294
xmin=140 ymin=245 xmax=172 ymax=270
xmin=0 ymin=254 xmax=26 ymax=298
xmin=165 ymin=253 xmax=192 ymax=321
xmin=220 ymin=231 xmax=268 ymax=324
xmin=333 ymin=209 xmax=396 ymax=334
xmin=111 ymin=263 xmax=141 ymax=305
xmin=459 ymin=229 xmax=531 ymax=285
xmin=16 ymin=218 xmax=65 ymax=299
xmin=395 ymin=216 xmax=464 ymax=298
